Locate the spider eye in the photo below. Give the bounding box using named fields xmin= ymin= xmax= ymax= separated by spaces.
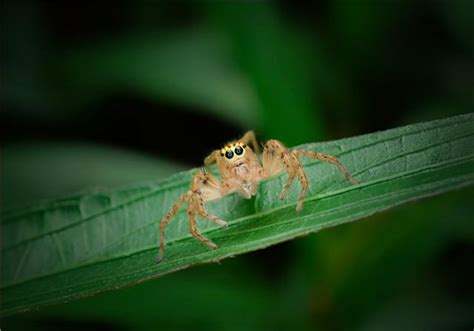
xmin=225 ymin=150 xmax=234 ymax=159
xmin=234 ymin=146 xmax=243 ymax=155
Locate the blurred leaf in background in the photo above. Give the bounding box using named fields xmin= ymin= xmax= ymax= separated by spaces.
xmin=62 ymin=28 xmax=260 ymax=128
xmin=2 ymin=142 xmax=184 ymax=208
xmin=206 ymin=2 xmax=325 ymax=145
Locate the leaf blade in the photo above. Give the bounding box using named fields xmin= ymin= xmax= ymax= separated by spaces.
xmin=2 ymin=113 xmax=473 ymax=316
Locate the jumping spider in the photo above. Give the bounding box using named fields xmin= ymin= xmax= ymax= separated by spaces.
xmin=158 ymin=131 xmax=358 ymax=261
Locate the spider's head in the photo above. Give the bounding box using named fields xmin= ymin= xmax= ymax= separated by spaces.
xmin=220 ymin=142 xmax=247 ymax=162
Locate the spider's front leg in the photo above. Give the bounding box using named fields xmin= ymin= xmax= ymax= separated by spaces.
xmin=262 ymin=140 xmax=359 ymax=212
xmin=158 ymin=170 xmax=228 ymax=262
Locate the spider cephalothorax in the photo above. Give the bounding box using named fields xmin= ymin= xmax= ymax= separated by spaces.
xmin=158 ymin=131 xmax=358 ymax=261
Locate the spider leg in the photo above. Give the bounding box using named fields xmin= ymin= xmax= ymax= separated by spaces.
xmin=239 ymin=130 xmax=260 ymax=154
xmin=203 ymin=150 xmax=220 ymax=169
xmin=293 ymin=150 xmax=359 ymax=185
xmin=187 ymin=201 xmax=218 ymax=250
xmin=279 ymin=167 xmax=297 ymax=200
xmin=158 ymin=192 xmax=191 ymax=262
xmin=157 ymin=170 xmax=229 ymax=262
xmin=262 ymin=139 xmax=308 ymax=211
xmin=191 ymin=171 xmax=229 ymax=228
xmin=196 ymin=202 xmax=228 ymax=227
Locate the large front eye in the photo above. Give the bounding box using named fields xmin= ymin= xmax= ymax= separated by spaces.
xmin=234 ymin=146 xmax=243 ymax=155
xmin=225 ymin=150 xmax=234 ymax=159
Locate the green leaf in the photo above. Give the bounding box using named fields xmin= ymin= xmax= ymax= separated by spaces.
xmin=2 ymin=113 xmax=473 ymax=316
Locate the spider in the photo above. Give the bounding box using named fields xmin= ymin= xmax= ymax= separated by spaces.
xmin=157 ymin=131 xmax=358 ymax=261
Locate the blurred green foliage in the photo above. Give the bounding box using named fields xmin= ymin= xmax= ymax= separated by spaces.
xmin=3 ymin=142 xmax=184 ymax=208
xmin=1 ymin=1 xmax=473 ymax=330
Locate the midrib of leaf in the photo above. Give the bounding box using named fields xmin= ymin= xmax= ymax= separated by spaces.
xmin=1 ymin=113 xmax=473 ymax=316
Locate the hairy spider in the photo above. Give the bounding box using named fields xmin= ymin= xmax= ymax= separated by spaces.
xmin=157 ymin=131 xmax=358 ymax=261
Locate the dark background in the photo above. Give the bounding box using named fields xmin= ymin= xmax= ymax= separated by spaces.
xmin=1 ymin=1 xmax=473 ymax=330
